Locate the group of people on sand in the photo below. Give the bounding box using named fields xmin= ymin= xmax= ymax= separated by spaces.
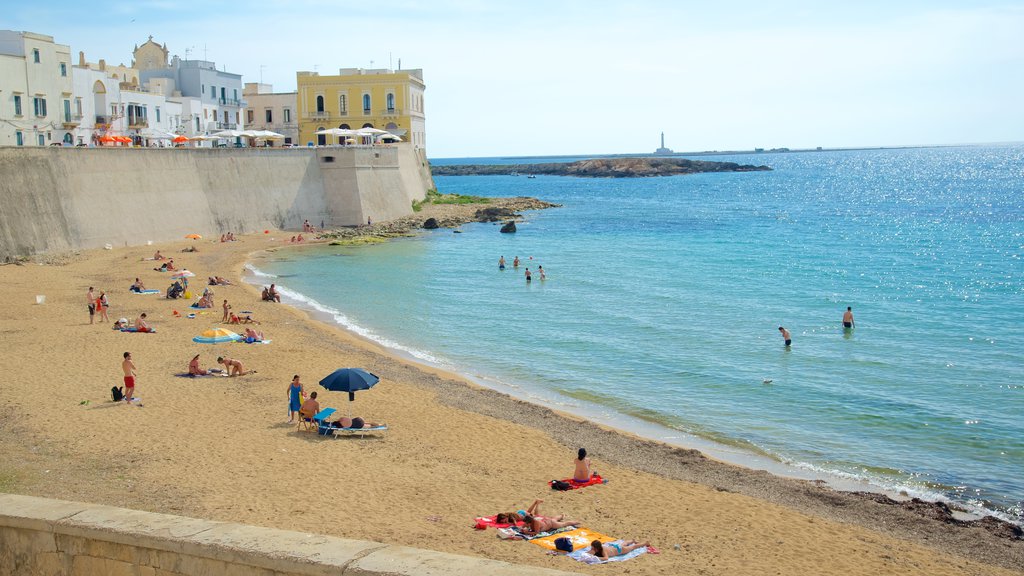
xmin=496 ymin=449 xmax=651 ymax=559
xmin=287 ymin=376 xmax=381 ymax=429
xmin=498 ymin=256 xmax=546 ymax=282
xmin=261 ymin=284 xmax=281 ymax=303
xmin=220 ymin=232 xmax=236 ymax=242
xmin=187 ymin=354 xmax=255 ymax=376
xmin=777 ymin=306 xmax=856 ymax=348
xmin=87 ymin=287 xmax=110 ymax=324
xmin=289 ymin=234 xmax=305 ymax=243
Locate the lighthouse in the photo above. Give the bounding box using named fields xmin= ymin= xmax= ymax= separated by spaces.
xmin=655 ymin=132 xmax=674 ymax=155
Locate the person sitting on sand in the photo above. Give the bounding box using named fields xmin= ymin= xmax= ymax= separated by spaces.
xmin=182 ymin=246 xmax=198 ymax=253
xmin=574 ymin=448 xmax=596 ymax=482
xmin=329 ymin=416 xmax=384 ymax=429
xmin=519 ymin=513 xmax=580 ymax=536
xmin=188 ymin=354 xmax=209 ymax=376
xmin=589 ymin=539 xmax=650 ymax=560
xmin=154 ymin=250 xmax=165 ymax=260
xmin=165 ymin=259 xmax=176 ymax=271
xmin=269 ymin=284 xmax=282 ymax=303
xmin=217 ymin=356 xmax=253 ymax=376
xmin=244 ymin=327 xmax=264 ymax=342
xmin=297 ymin=234 xmax=304 ymax=242
xmin=290 ymin=236 xmax=296 ymax=243
xmin=214 ymin=276 xmax=232 ymax=286
xmin=131 ymin=278 xmax=145 ymax=292
xmin=134 ymin=313 xmax=152 ymax=333
xmin=261 ymin=287 xmax=273 ymax=302
xmin=154 ymin=262 xmax=169 ymax=272
xmin=195 ymin=294 xmax=213 ymax=308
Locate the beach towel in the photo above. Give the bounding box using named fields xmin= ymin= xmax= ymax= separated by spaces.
xmin=529 ymin=527 xmax=614 ymax=550
xmin=501 ymin=524 xmax=577 ymax=541
xmin=566 ymin=542 xmax=650 ymax=564
xmin=474 ymin=515 xmax=526 ymax=530
xmin=120 ymin=328 xmax=156 ymax=333
xmin=549 ymin=474 xmax=606 ymax=491
xmin=130 ymin=289 xmax=160 ymax=294
xmin=241 ymin=338 xmax=272 ymax=344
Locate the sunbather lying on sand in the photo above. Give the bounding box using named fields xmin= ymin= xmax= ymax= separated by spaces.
xmin=519 ymin=512 xmax=580 ymax=536
xmin=496 ymin=499 xmax=556 ymax=525
xmin=329 ymin=416 xmax=383 ymax=429
xmin=590 ymin=539 xmax=650 ymax=559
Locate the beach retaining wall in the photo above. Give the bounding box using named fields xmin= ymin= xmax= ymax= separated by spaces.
xmin=0 ymin=145 xmax=435 ymax=260
xmin=0 ymin=493 xmax=573 ymax=576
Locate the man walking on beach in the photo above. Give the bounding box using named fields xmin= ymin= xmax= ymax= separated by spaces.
xmin=779 ymin=326 xmax=792 ymax=347
xmin=87 ymin=287 xmax=96 ymax=324
xmin=843 ymin=307 xmax=855 ymax=329
xmin=122 ymin=351 xmax=137 ymax=403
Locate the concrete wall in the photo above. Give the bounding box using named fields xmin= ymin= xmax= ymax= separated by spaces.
xmin=0 ymin=493 xmax=573 ymax=576
xmin=0 ymin=144 xmax=433 ymax=260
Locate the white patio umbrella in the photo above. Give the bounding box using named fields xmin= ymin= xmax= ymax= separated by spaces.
xmin=211 ymin=129 xmax=245 ymax=139
xmin=255 ymin=130 xmax=285 ymax=139
xmin=140 ymin=128 xmax=175 ymax=139
xmin=377 ymin=133 xmax=402 ymax=142
xmin=356 ymin=127 xmax=389 ymax=136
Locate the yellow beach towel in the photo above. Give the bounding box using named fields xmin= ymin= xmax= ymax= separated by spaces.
xmin=528 ymin=527 xmax=614 ymax=550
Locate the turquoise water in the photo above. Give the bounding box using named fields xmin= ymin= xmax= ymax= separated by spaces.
xmin=251 ymin=145 xmax=1024 ymax=523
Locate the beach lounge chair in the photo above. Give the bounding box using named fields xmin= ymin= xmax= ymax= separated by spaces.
xmin=324 ymin=423 xmax=388 ymax=438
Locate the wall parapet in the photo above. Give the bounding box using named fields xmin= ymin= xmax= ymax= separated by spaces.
xmin=0 ymin=493 xmax=573 ymax=576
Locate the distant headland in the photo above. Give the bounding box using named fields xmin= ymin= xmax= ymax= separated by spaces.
xmin=431 ymin=157 xmax=771 ymax=178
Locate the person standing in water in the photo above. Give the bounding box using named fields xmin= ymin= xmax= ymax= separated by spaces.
xmin=779 ymin=326 xmax=792 ymax=347
xmin=843 ymin=307 xmax=855 ymax=329
xmin=538 ymin=265 xmax=546 ymax=280
xmin=513 ymin=256 xmax=520 ymax=268
xmin=499 ymin=256 xmax=506 ymax=270
xmin=525 ymin=268 xmax=532 ymax=282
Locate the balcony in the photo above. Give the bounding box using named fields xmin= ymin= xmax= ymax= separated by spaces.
xmin=216 ymin=122 xmax=237 ymax=130
xmin=218 ymin=98 xmax=245 ymax=107
xmin=378 ymin=108 xmax=400 ymax=116
xmin=62 ymin=113 xmax=82 ymax=129
xmin=308 ymin=111 xmax=330 ymax=120
xmin=128 ymin=119 xmax=149 ymax=129
xmin=95 ymin=115 xmax=108 ymax=126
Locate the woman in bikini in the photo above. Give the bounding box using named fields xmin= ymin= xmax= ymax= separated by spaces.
xmin=573 ymin=448 xmax=595 ymax=482
xmin=519 ymin=512 xmax=580 ymax=536
xmin=589 ymin=539 xmax=649 ymax=559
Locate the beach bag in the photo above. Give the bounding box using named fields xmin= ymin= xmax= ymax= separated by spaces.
xmin=554 ymin=537 xmax=575 ymax=552
xmin=551 ymin=480 xmax=571 ymax=491
xmin=111 ymin=386 xmax=124 ymax=402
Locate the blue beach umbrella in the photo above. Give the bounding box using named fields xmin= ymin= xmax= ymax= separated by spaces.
xmin=319 ymin=368 xmax=380 ymax=403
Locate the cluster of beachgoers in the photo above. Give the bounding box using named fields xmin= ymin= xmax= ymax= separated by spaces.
xmin=3 ymin=198 xmax=1021 ymax=575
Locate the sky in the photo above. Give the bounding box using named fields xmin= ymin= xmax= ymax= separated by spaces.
xmin=9 ymin=1 xmax=1024 ymax=157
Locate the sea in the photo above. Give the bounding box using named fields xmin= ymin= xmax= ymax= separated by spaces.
xmin=247 ymin=144 xmax=1024 ymax=524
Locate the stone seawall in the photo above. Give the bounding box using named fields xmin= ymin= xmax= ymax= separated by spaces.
xmin=0 ymin=493 xmax=572 ymax=576
xmin=0 ymin=146 xmax=434 ymax=260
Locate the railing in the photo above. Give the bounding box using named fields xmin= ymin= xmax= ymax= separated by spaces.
xmin=128 ymin=120 xmax=149 ymax=128
xmin=338 ymin=110 xmax=348 ymax=116
xmin=378 ymin=108 xmax=400 ymax=116
xmin=218 ymin=98 xmax=244 ymax=107
xmin=216 ymin=122 xmax=237 ymax=130
xmin=95 ymin=115 xmax=108 ymax=125
xmin=309 ymin=111 xmax=330 ymax=120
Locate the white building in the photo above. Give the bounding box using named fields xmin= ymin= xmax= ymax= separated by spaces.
xmin=0 ymin=31 xmax=74 ymax=146
xmin=242 ymin=83 xmax=298 ymax=146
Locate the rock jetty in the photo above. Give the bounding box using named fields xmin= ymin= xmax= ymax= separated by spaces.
xmin=432 ymin=157 xmax=771 ymax=178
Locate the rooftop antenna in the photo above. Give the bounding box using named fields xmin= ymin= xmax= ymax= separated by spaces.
xmin=259 ymin=64 xmax=267 ymax=84
xmin=389 ymin=52 xmax=392 ymax=71
xmin=202 ymin=44 xmax=208 ymax=61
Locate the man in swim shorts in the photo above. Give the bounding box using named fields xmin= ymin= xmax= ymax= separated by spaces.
xmin=843 ymin=306 xmax=855 ymax=329
xmin=779 ymin=326 xmax=791 ymax=347
xmin=122 ymin=351 xmax=137 ymax=402
xmin=87 ymin=287 xmax=96 ymax=324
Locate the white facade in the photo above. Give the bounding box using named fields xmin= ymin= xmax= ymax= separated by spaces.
xmin=0 ymin=31 xmax=74 ymax=146
xmin=242 ymin=83 xmax=298 ymax=146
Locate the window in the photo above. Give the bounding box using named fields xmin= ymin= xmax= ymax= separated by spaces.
xmin=233 ymin=89 xmax=238 ymax=101
xmin=339 ymin=94 xmax=347 ymax=114
xmin=386 ymin=93 xmax=395 ymax=112
xmin=75 ymin=98 xmax=82 ymax=116
xmin=316 ymin=95 xmax=324 ymax=113
xmin=60 ymin=62 xmax=67 ymax=76
xmin=283 ymin=108 xmax=291 ymax=123
xmin=13 ymin=95 xmax=22 ymax=116
xmin=247 ymin=109 xmax=254 ymax=123
xmin=223 ymin=110 xmax=228 ymax=123
xmin=15 ymin=131 xmax=23 ymax=146
xmin=362 ymin=94 xmax=371 ymax=113
xmin=210 ymin=85 xmax=216 ymax=99
xmin=263 ymin=109 xmax=271 ymax=123
xmin=33 ymin=97 xmax=47 ymax=117
xmin=32 ymin=49 xmax=40 ymax=63
xmin=220 ymin=87 xmax=226 ymax=103
xmin=63 ymin=99 xmax=71 ymax=122
xmin=195 ymin=117 xmax=200 ymax=131
xmin=316 ymin=126 xmax=326 ymax=146
xmin=155 ymin=107 xmax=161 ymax=122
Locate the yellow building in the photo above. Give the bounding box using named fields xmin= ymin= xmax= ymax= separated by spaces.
xmin=297 ymin=67 xmax=425 ymax=149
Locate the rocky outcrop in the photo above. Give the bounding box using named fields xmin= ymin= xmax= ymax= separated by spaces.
xmin=475 ymin=207 xmax=518 ymax=222
xmin=422 ymin=218 xmax=440 ymax=229
xmin=499 ymin=221 xmax=517 ymax=233
xmin=431 ymin=157 xmax=771 ymax=178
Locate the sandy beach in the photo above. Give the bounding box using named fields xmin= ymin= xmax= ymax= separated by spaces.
xmin=0 ymin=206 xmax=1021 ymax=575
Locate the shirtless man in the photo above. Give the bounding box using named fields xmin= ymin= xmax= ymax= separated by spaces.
xmin=269 ymin=284 xmax=281 ymax=303
xmin=299 ymin=391 xmax=320 ymax=421
xmin=154 ymin=250 xmax=165 ymax=260
xmin=843 ymin=307 xmax=855 ymax=329
xmin=87 ymin=287 xmax=96 ymax=324
xmin=779 ymin=326 xmax=792 ymax=347
xmin=131 ymin=278 xmax=145 ymax=292
xmin=122 ymin=351 xmax=137 ymax=402
xmin=222 ymin=299 xmax=231 ymax=323
xmin=513 ymin=256 xmax=520 ymax=268
xmin=217 ymin=356 xmax=253 ymax=376
xmin=135 ymin=313 xmax=151 ymax=333
xmin=499 ymin=256 xmax=506 ymax=270
xmin=525 ymin=268 xmax=532 ymax=282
